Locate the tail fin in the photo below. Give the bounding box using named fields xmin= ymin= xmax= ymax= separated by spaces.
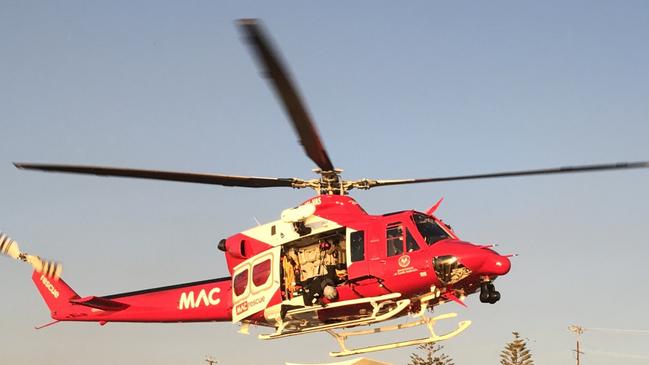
xmin=32 ymin=271 xmax=79 ymax=314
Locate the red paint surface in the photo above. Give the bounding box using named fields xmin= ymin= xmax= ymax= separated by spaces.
xmin=31 ymin=195 xmax=511 ymax=327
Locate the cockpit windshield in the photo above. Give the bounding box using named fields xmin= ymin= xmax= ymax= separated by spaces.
xmin=412 ymin=213 xmax=449 ymax=245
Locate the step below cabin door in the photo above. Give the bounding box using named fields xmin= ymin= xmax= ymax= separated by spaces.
xmin=231 ymin=246 xmax=281 ymax=323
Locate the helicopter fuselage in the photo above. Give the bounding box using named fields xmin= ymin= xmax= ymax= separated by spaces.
xmin=220 ymin=194 xmax=511 ymax=326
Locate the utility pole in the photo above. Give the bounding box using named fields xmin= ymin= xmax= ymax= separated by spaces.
xmin=568 ymin=325 xmax=585 ymax=365
xmin=205 ymin=356 xmax=218 ymax=365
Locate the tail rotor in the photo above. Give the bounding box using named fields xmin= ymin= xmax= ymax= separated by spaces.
xmin=0 ymin=232 xmax=63 ymax=280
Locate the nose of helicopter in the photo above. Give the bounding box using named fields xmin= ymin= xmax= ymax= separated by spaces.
xmin=433 ymin=243 xmax=512 ymax=285
xmin=444 ymin=244 xmax=511 ymax=278
xmin=479 ymin=252 xmax=511 ymax=276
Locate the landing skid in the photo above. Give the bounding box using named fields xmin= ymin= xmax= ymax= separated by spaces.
xmin=327 ymin=312 xmax=471 ymax=357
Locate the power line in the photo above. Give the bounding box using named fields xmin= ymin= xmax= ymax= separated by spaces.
xmin=569 ymin=325 xmax=649 ymax=364
xmin=582 ymin=348 xmax=649 ymax=360
xmin=586 ymin=327 xmax=649 ymax=335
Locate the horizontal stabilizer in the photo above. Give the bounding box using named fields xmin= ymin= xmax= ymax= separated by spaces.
xmin=70 ymin=296 xmax=130 ymax=311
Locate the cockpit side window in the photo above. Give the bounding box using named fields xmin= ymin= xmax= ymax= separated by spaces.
xmin=405 ymin=229 xmax=420 ymax=252
xmin=412 ymin=213 xmax=449 ymax=245
xmin=386 ymin=224 xmax=404 ymax=256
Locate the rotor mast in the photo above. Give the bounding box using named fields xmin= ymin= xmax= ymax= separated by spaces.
xmin=294 ymin=170 xmax=380 ymax=195
xmin=314 ymin=169 xmax=344 ymax=195
xmin=291 ymin=169 xmax=346 ymax=195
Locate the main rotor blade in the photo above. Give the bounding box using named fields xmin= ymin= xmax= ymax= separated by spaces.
xmin=365 ymin=161 xmax=649 ymax=188
xmin=14 ymin=163 xmax=300 ymax=188
xmin=237 ymin=19 xmax=335 ymax=172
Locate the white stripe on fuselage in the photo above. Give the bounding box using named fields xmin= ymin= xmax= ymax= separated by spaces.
xmin=241 ymin=215 xmax=342 ymax=246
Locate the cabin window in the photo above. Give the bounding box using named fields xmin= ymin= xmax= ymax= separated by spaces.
xmin=350 ymin=230 xmax=365 ymax=262
xmin=413 ymin=213 xmax=449 ymax=245
xmin=386 ymin=224 xmax=404 ymax=256
xmin=233 ymin=268 xmax=248 ymax=297
xmin=405 ymin=229 xmax=420 ymax=252
xmin=252 ymin=259 xmax=271 ymax=287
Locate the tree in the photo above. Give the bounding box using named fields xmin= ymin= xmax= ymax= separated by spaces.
xmin=500 ymin=332 xmax=534 ymax=365
xmin=408 ymin=343 xmax=454 ymax=365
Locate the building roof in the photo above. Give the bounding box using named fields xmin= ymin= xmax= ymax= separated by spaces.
xmin=286 ymin=357 xmax=392 ymax=365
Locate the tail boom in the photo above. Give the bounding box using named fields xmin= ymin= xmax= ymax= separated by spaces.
xmin=32 ymin=272 xmax=233 ymax=323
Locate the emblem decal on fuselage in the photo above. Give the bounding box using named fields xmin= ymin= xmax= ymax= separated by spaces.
xmin=178 ymin=287 xmax=221 ymax=310
xmin=235 ymin=296 xmax=266 ymax=315
xmin=235 ymin=301 xmax=248 ymax=315
xmin=395 ymin=255 xmax=418 ymax=276
xmin=398 ymin=255 xmax=411 ymax=268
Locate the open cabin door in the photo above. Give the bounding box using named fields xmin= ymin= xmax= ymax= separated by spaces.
xmin=232 ymin=246 xmax=281 ymax=323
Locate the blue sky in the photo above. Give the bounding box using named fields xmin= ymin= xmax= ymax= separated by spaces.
xmin=1 ymin=1 xmax=649 ymax=364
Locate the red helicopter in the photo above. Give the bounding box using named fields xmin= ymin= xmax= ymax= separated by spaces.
xmin=2 ymin=19 xmax=648 ymax=357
